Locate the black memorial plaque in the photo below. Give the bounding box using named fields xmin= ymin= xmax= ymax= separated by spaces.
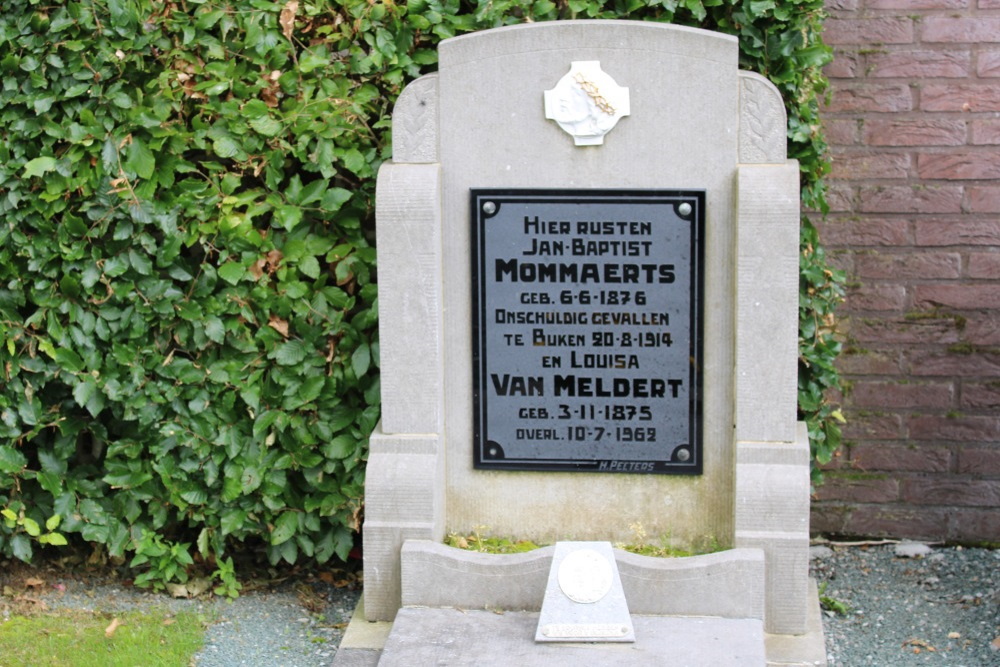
xmin=471 ymin=189 xmax=704 ymax=474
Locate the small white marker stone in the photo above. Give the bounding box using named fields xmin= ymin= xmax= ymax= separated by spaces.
xmin=535 ymin=541 xmax=635 ymax=643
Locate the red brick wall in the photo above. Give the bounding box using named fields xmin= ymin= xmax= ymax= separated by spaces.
xmin=812 ymin=0 xmax=1000 ymax=543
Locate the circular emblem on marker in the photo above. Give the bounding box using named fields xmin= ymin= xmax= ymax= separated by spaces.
xmin=544 ymin=61 xmax=631 ymax=146
xmin=557 ymin=548 xmax=614 ymax=604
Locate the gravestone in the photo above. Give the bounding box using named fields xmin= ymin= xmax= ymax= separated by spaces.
xmin=350 ymin=19 xmax=824 ymax=667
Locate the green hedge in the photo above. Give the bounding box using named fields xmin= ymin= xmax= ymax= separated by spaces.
xmin=0 ymin=0 xmax=841 ymax=590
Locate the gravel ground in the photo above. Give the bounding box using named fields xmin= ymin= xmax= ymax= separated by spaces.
xmin=812 ymin=542 xmax=1000 ymax=666
xmin=194 ymin=584 xmax=360 ymax=667
xmin=3 ymin=543 xmax=998 ymax=666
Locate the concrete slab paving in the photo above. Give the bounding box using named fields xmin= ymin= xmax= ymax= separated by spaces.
xmin=338 ymin=598 xmax=393 ymax=649
xmin=330 ymin=648 xmax=380 ymax=667
xmin=763 ymin=580 xmax=827 ymax=667
xmin=332 ymin=598 xmax=393 ymax=667
xmin=333 ymin=579 xmax=827 ymax=666
xmin=376 ymin=608 xmax=766 ymax=666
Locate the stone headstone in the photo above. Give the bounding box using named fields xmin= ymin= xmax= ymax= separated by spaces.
xmin=361 ymin=20 xmax=820 ymax=665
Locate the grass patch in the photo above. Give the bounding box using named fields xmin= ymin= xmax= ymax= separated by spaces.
xmin=616 ymin=542 xmax=696 ymax=558
xmin=818 ymin=581 xmax=850 ymax=616
xmin=445 ymin=532 xmax=542 ymax=554
xmin=0 ymin=608 xmax=207 ymax=667
xmin=445 ymin=523 xmax=722 ymax=559
xmin=615 ymin=522 xmax=725 ymax=558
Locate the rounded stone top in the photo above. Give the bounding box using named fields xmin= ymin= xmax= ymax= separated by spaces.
xmin=439 ymin=19 xmax=738 ymax=69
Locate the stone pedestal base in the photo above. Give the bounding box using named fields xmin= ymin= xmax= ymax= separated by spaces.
xmin=333 ymin=583 xmax=827 ymax=667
